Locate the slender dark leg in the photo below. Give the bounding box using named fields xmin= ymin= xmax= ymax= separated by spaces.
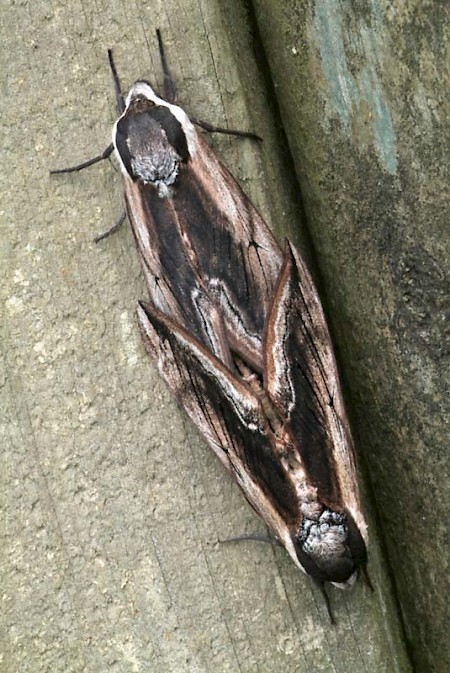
xmin=50 ymin=143 xmax=114 ymax=175
xmin=219 ymin=532 xmax=282 ymax=546
xmin=191 ymin=118 xmax=262 ymax=142
xmin=94 ymin=210 xmax=127 ymax=243
xmin=156 ymin=29 xmax=176 ymax=104
xmin=156 ymin=28 xmax=261 ymax=140
xmin=107 ymin=49 xmax=125 ymax=114
xmin=362 ymin=565 xmax=375 ymax=592
xmin=51 ymin=50 xmax=126 ymax=241
xmin=315 ymin=581 xmax=335 ymax=625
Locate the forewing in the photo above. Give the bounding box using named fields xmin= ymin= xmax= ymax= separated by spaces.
xmin=264 ymin=241 xmax=360 ymax=512
xmin=137 ymin=299 xmax=301 ymax=532
xmin=184 ymin=135 xmax=284 ymax=370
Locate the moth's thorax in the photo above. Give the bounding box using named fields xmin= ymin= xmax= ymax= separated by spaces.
xmin=293 ymin=505 xmax=367 ymax=585
xmin=113 ymin=80 xmax=196 ymax=196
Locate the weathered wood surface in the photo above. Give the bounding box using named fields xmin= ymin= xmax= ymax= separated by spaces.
xmin=1 ymin=1 xmax=419 ymax=672
xmin=251 ymin=2 xmax=449 ymax=673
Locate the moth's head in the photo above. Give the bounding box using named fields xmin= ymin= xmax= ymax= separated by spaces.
xmin=125 ymin=80 xmax=160 ymax=108
xmin=113 ymin=80 xmax=193 ymax=195
xmin=293 ymin=505 xmax=367 ymax=587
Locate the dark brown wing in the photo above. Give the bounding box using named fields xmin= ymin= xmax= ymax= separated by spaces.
xmin=137 ymin=298 xmax=301 ymax=536
xmin=176 ymin=135 xmax=283 ymax=371
xmin=264 ymin=241 xmax=363 ymax=519
xmin=124 ymin=183 xmax=234 ymax=370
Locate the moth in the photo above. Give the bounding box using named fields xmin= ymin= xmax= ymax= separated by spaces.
xmin=52 ymin=30 xmax=368 ymax=615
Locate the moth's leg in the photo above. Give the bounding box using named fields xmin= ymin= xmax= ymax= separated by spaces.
xmin=219 ymin=532 xmax=282 ymax=547
xmin=107 ymin=49 xmax=125 ymax=113
xmin=51 ymin=142 xmax=124 ymax=242
xmin=362 ymin=565 xmax=374 ymax=592
xmin=156 ymin=29 xmax=176 ymax=104
xmin=156 ymin=29 xmax=260 ymax=139
xmin=50 ymin=143 xmax=114 ymax=175
xmin=314 ymin=581 xmax=335 ymax=625
xmin=94 ymin=210 xmax=127 ymax=243
xmin=191 ymin=118 xmax=262 ymax=142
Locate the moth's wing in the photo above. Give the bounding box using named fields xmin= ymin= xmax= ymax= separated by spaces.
xmin=122 ymin=185 xmax=233 ymax=370
xmin=137 ymin=299 xmax=301 ymax=550
xmin=179 ymin=135 xmax=284 ymax=370
xmin=264 ymin=241 xmax=366 ymax=539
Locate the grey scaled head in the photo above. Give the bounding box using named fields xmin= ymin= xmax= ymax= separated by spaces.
xmin=294 ymin=504 xmax=367 ymax=586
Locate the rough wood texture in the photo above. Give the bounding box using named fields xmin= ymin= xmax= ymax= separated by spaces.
xmin=251 ymin=1 xmax=449 ymax=672
xmin=2 ymin=1 xmax=416 ymax=672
